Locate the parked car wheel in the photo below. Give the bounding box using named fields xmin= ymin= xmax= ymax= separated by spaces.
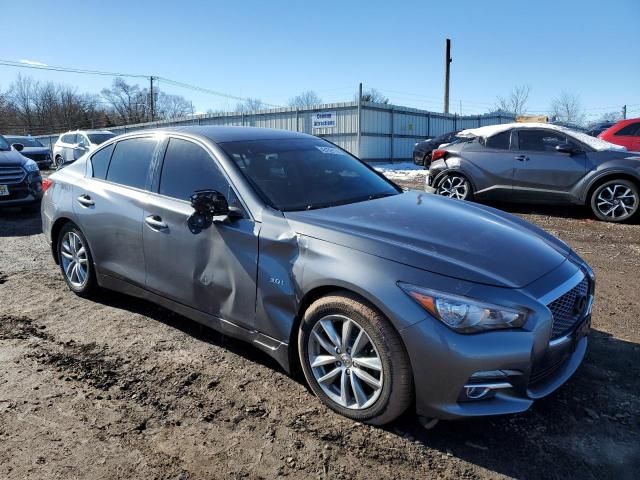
xmin=298 ymin=292 xmax=412 ymax=425
xmin=436 ymin=174 xmax=472 ymax=200
xmin=423 ymin=153 xmax=432 ymax=169
xmin=57 ymin=223 xmax=97 ymax=296
xmin=54 ymin=155 xmax=63 ymax=168
xmin=590 ymin=179 xmax=639 ymax=222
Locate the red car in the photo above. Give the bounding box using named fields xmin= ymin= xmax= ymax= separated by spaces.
xmin=598 ymin=118 xmax=640 ymax=151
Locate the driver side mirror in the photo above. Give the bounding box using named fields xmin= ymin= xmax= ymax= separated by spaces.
xmin=555 ymin=143 xmax=579 ymax=155
xmin=12 ymin=143 xmax=24 ymax=152
xmin=188 ymin=189 xmax=231 ymax=233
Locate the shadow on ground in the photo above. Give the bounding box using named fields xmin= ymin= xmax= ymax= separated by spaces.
xmin=0 ymin=208 xmax=43 ymax=237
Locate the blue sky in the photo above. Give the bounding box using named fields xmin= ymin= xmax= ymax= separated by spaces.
xmin=1 ymin=0 xmax=638 ymax=120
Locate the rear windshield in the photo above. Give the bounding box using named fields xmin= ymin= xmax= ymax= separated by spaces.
xmin=88 ymin=133 xmax=115 ymax=145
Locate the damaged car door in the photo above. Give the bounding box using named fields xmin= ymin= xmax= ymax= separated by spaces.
xmin=142 ymin=136 xmax=259 ymax=329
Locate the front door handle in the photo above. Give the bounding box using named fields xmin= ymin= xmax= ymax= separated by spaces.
xmin=514 ymin=155 xmax=529 ymax=162
xmin=77 ymin=194 xmax=94 ymax=206
xmin=145 ymin=215 xmax=168 ymax=230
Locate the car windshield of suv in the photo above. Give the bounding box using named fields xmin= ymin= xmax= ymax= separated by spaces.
xmin=87 ymin=133 xmax=115 ymax=145
xmin=0 ymin=136 xmax=10 ymax=151
xmin=5 ymin=136 xmax=44 ymax=147
xmin=220 ymin=138 xmax=400 ymax=211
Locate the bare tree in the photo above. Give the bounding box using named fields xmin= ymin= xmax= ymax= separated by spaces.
xmin=550 ymin=91 xmax=585 ymax=125
xmin=495 ymin=85 xmax=530 ymax=115
xmin=235 ymin=98 xmax=264 ymax=113
xmin=359 ymin=89 xmax=389 ymax=104
xmin=156 ymin=92 xmax=194 ymax=119
xmin=101 ymin=78 xmax=149 ymax=124
xmin=9 ymin=74 xmax=38 ymax=131
xmin=288 ymin=90 xmax=322 ymax=109
xmin=594 ymin=111 xmax=622 ymax=123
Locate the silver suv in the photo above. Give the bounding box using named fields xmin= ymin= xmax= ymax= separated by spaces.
xmin=41 ymin=126 xmax=595 ymax=425
xmin=52 ymin=130 xmax=115 ymax=167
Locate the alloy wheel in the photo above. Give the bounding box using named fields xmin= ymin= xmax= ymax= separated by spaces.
xmin=595 ymin=183 xmax=638 ymax=220
xmin=437 ymin=175 xmax=469 ymax=199
xmin=307 ymin=314 xmax=383 ymax=410
xmin=60 ymin=231 xmax=89 ymax=288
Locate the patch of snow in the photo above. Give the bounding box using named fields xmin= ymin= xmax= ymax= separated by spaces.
xmin=458 ymin=122 xmax=627 ymax=152
xmin=374 ymin=162 xmax=427 ymax=180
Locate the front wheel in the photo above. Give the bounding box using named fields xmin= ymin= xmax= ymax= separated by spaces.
xmin=298 ymin=293 xmax=413 ymax=425
xmin=590 ymin=179 xmax=639 ymax=222
xmin=436 ymin=174 xmax=472 ymax=200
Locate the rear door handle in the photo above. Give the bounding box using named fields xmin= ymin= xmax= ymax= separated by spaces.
xmin=77 ymin=194 xmax=94 ymax=206
xmin=514 ymin=155 xmax=529 ymax=162
xmin=145 ymin=215 xmax=168 ymax=230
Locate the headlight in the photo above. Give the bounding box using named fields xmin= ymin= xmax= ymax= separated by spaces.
xmin=24 ymin=160 xmax=39 ymax=172
xmin=398 ymin=283 xmax=528 ymax=333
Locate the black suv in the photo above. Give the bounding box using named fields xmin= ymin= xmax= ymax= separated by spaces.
xmin=413 ymin=130 xmax=460 ymax=167
xmin=0 ymin=135 xmax=44 ymax=210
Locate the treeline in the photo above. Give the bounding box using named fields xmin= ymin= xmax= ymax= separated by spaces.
xmin=0 ymin=75 xmax=194 ymax=136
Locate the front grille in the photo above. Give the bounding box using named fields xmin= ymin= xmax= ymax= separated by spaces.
xmin=547 ymin=276 xmax=589 ymax=339
xmin=23 ymin=153 xmax=49 ymax=163
xmin=530 ymin=356 xmax=567 ymax=385
xmin=0 ymin=166 xmax=26 ymax=184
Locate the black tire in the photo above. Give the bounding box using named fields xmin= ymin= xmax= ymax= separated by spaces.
xmin=423 ymin=152 xmax=432 ymax=169
xmin=590 ymin=179 xmax=639 ymax=223
xmin=57 ymin=223 xmax=98 ymax=297
xmin=298 ymin=292 xmax=413 ymax=425
xmin=54 ymin=156 xmax=63 ymax=168
xmin=436 ymin=173 xmax=473 ymax=200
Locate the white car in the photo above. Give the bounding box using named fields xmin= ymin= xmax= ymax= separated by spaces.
xmin=52 ymin=130 xmax=115 ymax=167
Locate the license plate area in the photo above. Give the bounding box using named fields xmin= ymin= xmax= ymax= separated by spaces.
xmin=0 ymin=185 xmax=9 ymax=196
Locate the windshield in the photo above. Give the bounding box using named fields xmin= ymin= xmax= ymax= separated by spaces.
xmin=87 ymin=133 xmax=115 ymax=145
xmin=220 ymin=138 xmax=400 ymax=211
xmin=5 ymin=136 xmax=44 ymax=147
xmin=0 ymin=135 xmax=10 ymax=151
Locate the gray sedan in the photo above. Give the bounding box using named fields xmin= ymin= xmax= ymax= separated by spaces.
xmin=41 ymin=126 xmax=594 ymax=425
xmin=426 ymin=123 xmax=639 ymax=222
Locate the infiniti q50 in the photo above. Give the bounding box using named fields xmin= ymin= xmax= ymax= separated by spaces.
xmin=42 ymin=127 xmax=594 ymax=424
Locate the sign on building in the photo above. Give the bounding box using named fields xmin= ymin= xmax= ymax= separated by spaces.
xmin=312 ymin=111 xmax=337 ymax=129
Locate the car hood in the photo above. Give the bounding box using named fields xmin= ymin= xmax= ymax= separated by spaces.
xmin=0 ymin=149 xmax=29 ymax=166
xmin=284 ymin=191 xmax=571 ymax=288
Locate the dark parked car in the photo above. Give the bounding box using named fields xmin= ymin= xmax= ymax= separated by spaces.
xmin=585 ymin=122 xmax=615 ymax=137
xmin=42 ymin=127 xmax=594 ymax=425
xmin=413 ymin=130 xmax=460 ymax=167
xmin=426 ymin=123 xmax=639 ymax=222
xmin=0 ymin=134 xmax=44 ymax=210
xmin=4 ymin=135 xmax=53 ymax=169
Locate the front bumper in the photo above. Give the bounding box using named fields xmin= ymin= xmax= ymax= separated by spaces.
xmin=400 ymin=261 xmax=593 ymax=420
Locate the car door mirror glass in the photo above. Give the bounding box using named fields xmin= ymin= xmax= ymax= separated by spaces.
xmin=555 ymin=143 xmax=578 ymax=154
xmin=188 ymin=189 xmax=230 ymax=233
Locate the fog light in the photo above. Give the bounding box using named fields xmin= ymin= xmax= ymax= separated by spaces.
xmin=465 ymin=386 xmax=491 ymax=400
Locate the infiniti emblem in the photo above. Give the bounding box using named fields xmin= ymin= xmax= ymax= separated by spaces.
xmin=574 ymin=295 xmax=588 ymax=315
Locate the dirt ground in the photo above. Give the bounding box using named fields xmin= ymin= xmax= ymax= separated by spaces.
xmin=0 ymin=172 xmax=638 ymax=479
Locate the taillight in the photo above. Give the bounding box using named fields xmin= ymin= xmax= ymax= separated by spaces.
xmin=42 ymin=178 xmax=53 ymax=192
xmin=431 ymin=149 xmax=447 ymax=161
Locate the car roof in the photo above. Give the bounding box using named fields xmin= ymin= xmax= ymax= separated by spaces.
xmin=141 ymin=126 xmax=313 ymax=143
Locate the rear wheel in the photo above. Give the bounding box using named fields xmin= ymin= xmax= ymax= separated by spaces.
xmin=590 ymin=179 xmax=639 ymax=222
xmin=436 ymin=173 xmax=472 ymax=200
xmin=298 ymin=293 xmax=413 ymax=425
xmin=57 ymin=223 xmax=98 ymax=297
xmin=54 ymin=155 xmax=63 ymax=168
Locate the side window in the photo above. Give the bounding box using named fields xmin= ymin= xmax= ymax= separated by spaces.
xmin=62 ymin=134 xmax=76 ymax=144
xmin=159 ymin=138 xmax=233 ymax=202
xmin=615 ymin=123 xmax=640 ymax=136
xmin=485 ymin=131 xmax=511 ymax=149
xmin=518 ymin=130 xmax=566 ymax=152
xmin=106 ymin=137 xmax=157 ymax=189
xmin=90 ymin=144 xmax=115 ymax=180
xmin=77 ymin=135 xmax=88 ymax=147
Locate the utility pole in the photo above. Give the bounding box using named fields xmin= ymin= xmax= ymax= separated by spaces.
xmin=149 ymin=76 xmax=155 ymax=122
xmin=444 ymin=38 xmax=452 ymax=114
xmin=622 ymin=105 xmax=627 ymax=119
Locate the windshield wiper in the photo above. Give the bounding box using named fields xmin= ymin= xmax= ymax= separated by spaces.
xmin=367 ymin=191 xmax=398 ymax=200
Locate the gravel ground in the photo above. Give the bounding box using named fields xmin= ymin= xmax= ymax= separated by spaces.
xmin=0 ymin=171 xmax=638 ymax=479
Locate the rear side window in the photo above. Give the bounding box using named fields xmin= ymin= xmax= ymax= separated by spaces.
xmin=485 ymin=131 xmax=511 ymax=149
xmin=90 ymin=144 xmax=114 ymax=180
xmin=62 ymin=134 xmax=76 ymax=144
xmin=615 ymin=123 xmax=640 ymax=136
xmin=159 ymin=138 xmax=229 ymax=201
xmin=106 ymin=137 xmax=157 ymax=189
